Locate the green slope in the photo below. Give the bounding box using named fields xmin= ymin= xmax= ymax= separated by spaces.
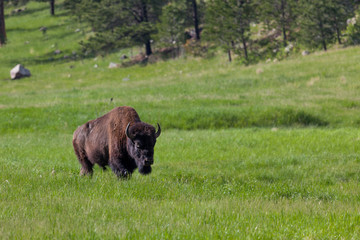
xmin=1 ymin=2 xmax=360 ymax=133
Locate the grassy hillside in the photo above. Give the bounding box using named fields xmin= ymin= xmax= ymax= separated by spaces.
xmin=1 ymin=3 xmax=360 ymax=132
xmin=1 ymin=1 xmax=360 ymax=239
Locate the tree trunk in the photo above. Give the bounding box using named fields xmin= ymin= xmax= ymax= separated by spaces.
xmin=322 ymin=39 xmax=327 ymax=51
xmin=145 ymin=40 xmax=152 ymax=56
xmin=191 ymin=0 xmax=200 ymax=40
xmin=336 ymin=27 xmax=342 ymax=44
xmin=333 ymin=16 xmax=341 ymax=44
xmin=281 ymin=0 xmax=287 ymax=47
xmin=241 ymin=35 xmax=248 ymax=61
xmin=228 ymin=43 xmax=232 ymax=62
xmin=50 ymin=0 xmax=55 ymax=16
xmin=141 ymin=1 xmax=152 ymax=55
xmin=0 ymin=0 xmax=6 ymax=46
xmin=282 ymin=24 xmax=287 ymax=47
xmin=319 ymin=19 xmax=327 ymax=51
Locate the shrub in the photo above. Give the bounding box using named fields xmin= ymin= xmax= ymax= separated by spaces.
xmin=344 ymin=11 xmax=360 ymax=45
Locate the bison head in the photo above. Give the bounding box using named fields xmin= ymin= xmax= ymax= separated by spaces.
xmin=125 ymin=122 xmax=161 ymax=175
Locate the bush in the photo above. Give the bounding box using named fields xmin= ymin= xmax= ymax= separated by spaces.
xmin=344 ymin=12 xmax=360 ymax=45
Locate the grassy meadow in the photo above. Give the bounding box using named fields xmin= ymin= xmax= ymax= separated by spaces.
xmin=1 ymin=1 xmax=360 ymax=239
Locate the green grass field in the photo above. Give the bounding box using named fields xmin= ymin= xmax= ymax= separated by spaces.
xmin=1 ymin=1 xmax=360 ymax=239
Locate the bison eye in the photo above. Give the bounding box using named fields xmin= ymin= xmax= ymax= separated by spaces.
xmin=135 ymin=143 xmax=142 ymax=149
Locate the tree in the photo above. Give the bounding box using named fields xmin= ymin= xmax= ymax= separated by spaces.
xmin=67 ymin=0 xmax=166 ymax=56
xmin=344 ymin=8 xmax=360 ymax=45
xmin=188 ymin=0 xmax=201 ymax=40
xmin=257 ymin=0 xmax=296 ymax=47
xmin=156 ymin=1 xmax=188 ymax=46
xmin=327 ymin=0 xmax=354 ymax=44
xmin=0 ymin=0 xmax=6 ymax=46
xmin=63 ymin=0 xmax=82 ymax=19
xmin=297 ymin=0 xmax=336 ymax=51
xmin=205 ymin=0 xmax=254 ymax=62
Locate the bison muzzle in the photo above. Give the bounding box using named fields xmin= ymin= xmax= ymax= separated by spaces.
xmin=72 ymin=106 xmax=161 ymax=178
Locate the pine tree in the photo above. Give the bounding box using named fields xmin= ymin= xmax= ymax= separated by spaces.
xmin=66 ymin=0 xmax=167 ymax=56
xmin=297 ymin=0 xmax=335 ymax=51
xmin=206 ymin=0 xmax=254 ymax=62
xmin=327 ymin=0 xmax=354 ymax=44
xmin=156 ymin=0 xmax=205 ymax=46
xmin=156 ymin=1 xmax=188 ymax=46
xmin=257 ymin=0 xmax=296 ymax=47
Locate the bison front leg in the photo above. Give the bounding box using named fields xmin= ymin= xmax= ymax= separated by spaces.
xmin=109 ymin=139 xmax=132 ymax=178
xmin=108 ymin=152 xmax=132 ymax=178
xmin=109 ymin=160 xmax=131 ymax=178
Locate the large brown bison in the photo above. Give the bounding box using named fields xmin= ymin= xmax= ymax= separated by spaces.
xmin=72 ymin=106 xmax=161 ymax=178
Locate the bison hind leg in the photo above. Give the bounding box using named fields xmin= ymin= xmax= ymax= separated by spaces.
xmin=80 ymin=167 xmax=93 ymax=176
xmin=73 ymin=145 xmax=94 ymax=176
xmin=79 ymin=159 xmax=94 ymax=176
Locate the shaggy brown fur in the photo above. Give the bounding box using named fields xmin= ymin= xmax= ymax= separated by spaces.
xmin=72 ymin=106 xmax=161 ymax=178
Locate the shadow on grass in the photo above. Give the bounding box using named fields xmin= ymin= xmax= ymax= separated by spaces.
xmin=5 ymin=49 xmax=83 ymax=66
xmin=162 ymin=108 xmax=329 ymax=130
xmin=5 ymin=5 xmax=50 ymax=18
xmin=6 ymin=23 xmax=68 ymax=34
xmin=0 ymin=105 xmax=329 ymax=134
xmin=5 ymin=2 xmax=67 ymax=18
xmin=5 ymin=31 xmax=86 ymax=66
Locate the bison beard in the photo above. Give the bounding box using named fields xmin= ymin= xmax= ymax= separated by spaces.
xmin=72 ymin=106 xmax=161 ymax=178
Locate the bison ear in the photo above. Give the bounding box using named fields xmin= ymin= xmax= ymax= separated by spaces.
xmin=155 ymin=123 xmax=161 ymax=138
xmin=125 ymin=123 xmax=135 ymax=142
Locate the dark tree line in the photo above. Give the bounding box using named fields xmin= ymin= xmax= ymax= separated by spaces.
xmin=63 ymin=0 xmax=205 ymax=56
xmin=2 ymin=0 xmax=360 ymax=63
xmin=63 ymin=0 xmax=359 ymax=61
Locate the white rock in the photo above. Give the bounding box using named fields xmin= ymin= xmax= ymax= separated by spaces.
xmin=10 ymin=64 xmax=31 ymax=80
xmin=302 ymin=50 xmax=310 ymax=56
xmin=108 ymin=62 xmax=119 ymax=69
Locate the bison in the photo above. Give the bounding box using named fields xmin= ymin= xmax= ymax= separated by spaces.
xmin=72 ymin=106 xmax=161 ymax=178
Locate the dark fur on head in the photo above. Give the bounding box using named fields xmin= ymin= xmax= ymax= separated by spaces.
xmin=126 ymin=122 xmax=159 ymax=175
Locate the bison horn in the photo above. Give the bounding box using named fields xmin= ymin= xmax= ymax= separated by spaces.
xmin=125 ymin=122 xmax=134 ymax=141
xmin=155 ymin=123 xmax=161 ymax=138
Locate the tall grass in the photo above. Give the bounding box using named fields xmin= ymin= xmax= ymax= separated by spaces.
xmin=1 ymin=129 xmax=360 ymax=238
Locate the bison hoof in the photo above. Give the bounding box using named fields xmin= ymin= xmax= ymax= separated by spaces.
xmin=80 ymin=168 xmax=93 ymax=176
xmin=117 ymin=169 xmax=131 ymax=179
